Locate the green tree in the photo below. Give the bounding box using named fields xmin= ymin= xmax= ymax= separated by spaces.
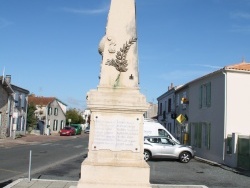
xmin=66 ymin=108 xmax=85 ymax=125
xmin=27 ymin=102 xmax=37 ymax=131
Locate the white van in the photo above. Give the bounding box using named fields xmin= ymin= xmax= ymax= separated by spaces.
xmin=143 ymin=118 xmax=180 ymax=144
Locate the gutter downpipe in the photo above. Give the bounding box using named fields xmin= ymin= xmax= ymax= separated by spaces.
xmin=222 ymin=70 xmax=227 ymax=162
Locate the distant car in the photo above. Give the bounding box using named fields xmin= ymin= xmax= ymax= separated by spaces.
xmin=84 ymin=125 xmax=90 ymax=134
xmin=143 ymin=136 xmax=195 ymax=163
xmin=59 ymin=126 xmax=76 ymax=136
xmin=70 ymin=124 xmax=82 ymax=135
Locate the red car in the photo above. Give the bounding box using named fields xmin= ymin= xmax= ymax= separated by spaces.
xmin=59 ymin=126 xmax=76 ymax=136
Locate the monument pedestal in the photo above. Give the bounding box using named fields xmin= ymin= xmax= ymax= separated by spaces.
xmin=77 ymin=160 xmax=150 ymax=188
xmin=77 ymin=88 xmax=151 ymax=188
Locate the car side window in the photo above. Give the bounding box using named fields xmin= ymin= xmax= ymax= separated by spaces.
xmin=147 ymin=138 xmax=160 ymax=143
xmin=161 ymin=138 xmax=170 ymax=144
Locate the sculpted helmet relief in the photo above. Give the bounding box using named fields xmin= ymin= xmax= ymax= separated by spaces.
xmin=105 ymin=37 xmax=137 ymax=72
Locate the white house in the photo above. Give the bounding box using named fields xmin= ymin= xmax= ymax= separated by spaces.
xmin=28 ymin=95 xmax=67 ymax=135
xmin=181 ymin=61 xmax=250 ymax=169
xmin=157 ymin=61 xmax=250 ymax=170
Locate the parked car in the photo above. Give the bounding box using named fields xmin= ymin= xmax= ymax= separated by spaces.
xmin=70 ymin=124 xmax=82 ymax=135
xmin=143 ymin=136 xmax=195 ymax=163
xmin=144 ymin=118 xmax=180 ymax=144
xmin=59 ymin=126 xmax=76 ymax=136
xmin=84 ymin=125 xmax=90 ymax=134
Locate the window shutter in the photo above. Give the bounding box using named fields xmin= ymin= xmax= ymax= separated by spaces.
xmin=206 ymin=82 xmax=211 ymax=107
xmin=199 ymin=86 xmax=202 ymax=108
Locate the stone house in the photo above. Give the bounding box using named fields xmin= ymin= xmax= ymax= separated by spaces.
xmin=157 ymin=61 xmax=250 ymax=169
xmin=28 ymin=95 xmax=67 ymax=135
xmin=0 ymin=75 xmax=29 ymax=138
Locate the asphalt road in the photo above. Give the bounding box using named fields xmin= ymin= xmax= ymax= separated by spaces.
xmin=31 ymin=152 xmax=250 ymax=188
xmin=0 ymin=134 xmax=89 ymax=184
xmin=1 ymin=134 xmax=250 ymax=188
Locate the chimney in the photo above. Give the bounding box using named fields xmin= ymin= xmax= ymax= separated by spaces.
xmin=171 ymin=83 xmax=174 ymax=89
xmin=5 ymin=75 xmax=11 ymax=84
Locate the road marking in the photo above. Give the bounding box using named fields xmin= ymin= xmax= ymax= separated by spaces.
xmin=0 ymin=168 xmax=23 ymax=174
xmin=74 ymin=145 xmax=83 ymax=148
xmin=41 ymin=143 xmax=52 ymax=146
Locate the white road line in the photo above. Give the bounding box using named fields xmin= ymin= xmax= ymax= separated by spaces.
xmin=74 ymin=145 xmax=83 ymax=148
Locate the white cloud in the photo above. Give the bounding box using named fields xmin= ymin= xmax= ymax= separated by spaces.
xmin=192 ymin=64 xmax=223 ymax=69
xmin=158 ymin=69 xmax=210 ymax=85
xmin=60 ymin=5 xmax=109 ymax=15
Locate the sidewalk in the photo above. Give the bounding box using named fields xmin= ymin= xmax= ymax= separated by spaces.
xmin=4 ymin=178 xmax=208 ymax=188
xmin=0 ymin=133 xmax=79 ymax=148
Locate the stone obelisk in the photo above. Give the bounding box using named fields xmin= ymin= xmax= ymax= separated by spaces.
xmin=77 ymin=0 xmax=151 ymax=187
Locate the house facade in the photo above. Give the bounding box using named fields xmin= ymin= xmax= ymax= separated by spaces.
xmin=157 ymin=83 xmax=182 ymax=140
xmin=0 ymin=75 xmax=29 ymax=139
xmin=144 ymin=102 xmax=158 ymax=119
xmin=157 ymin=61 xmax=250 ymax=169
xmin=187 ymin=62 xmax=250 ymax=169
xmin=28 ymin=95 xmax=67 ymax=135
xmin=175 ymin=84 xmax=190 ymax=144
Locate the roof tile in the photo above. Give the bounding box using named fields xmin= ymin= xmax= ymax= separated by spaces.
xmin=28 ymin=96 xmax=55 ymax=106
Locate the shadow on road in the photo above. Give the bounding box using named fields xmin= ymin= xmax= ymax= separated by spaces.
xmin=0 ymin=180 xmax=13 ymax=187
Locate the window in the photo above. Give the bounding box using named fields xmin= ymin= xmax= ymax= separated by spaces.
xmin=159 ymin=103 xmax=162 ymax=115
xmin=194 ymin=123 xmax=202 ymax=148
xmin=199 ymin=82 xmax=211 ymax=108
xmin=48 ymin=107 xmax=52 ymax=115
xmin=176 ymin=94 xmax=180 ymax=106
xmin=204 ymin=123 xmax=211 ymax=150
xmin=53 ymin=120 xmax=58 ymax=131
xmin=17 ymin=116 xmax=21 ymax=131
xmin=60 ymin=120 xmax=64 ymax=129
xmin=160 ymin=138 xmax=171 ymax=144
xmin=191 ymin=122 xmax=211 ymax=149
xmin=168 ymin=98 xmax=171 ymax=112
xmin=14 ymin=93 xmax=19 ymax=107
xmin=54 ymin=108 xmax=58 ymax=116
xmin=227 ymin=135 xmax=233 ymax=154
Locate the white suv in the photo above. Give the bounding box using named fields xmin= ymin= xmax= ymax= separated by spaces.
xmin=144 ymin=136 xmax=195 ymax=163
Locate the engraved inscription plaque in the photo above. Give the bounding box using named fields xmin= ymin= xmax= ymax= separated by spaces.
xmin=92 ymin=118 xmax=140 ymax=152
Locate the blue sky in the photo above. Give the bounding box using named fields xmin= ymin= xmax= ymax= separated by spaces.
xmin=1 ymin=0 xmax=250 ymax=110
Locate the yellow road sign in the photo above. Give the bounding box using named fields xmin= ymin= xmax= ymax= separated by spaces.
xmin=176 ymin=114 xmax=186 ymax=124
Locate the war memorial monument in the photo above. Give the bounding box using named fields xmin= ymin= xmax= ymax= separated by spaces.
xmin=77 ymin=0 xmax=151 ymax=187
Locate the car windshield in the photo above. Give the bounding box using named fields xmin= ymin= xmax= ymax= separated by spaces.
xmin=64 ymin=127 xmax=71 ymax=130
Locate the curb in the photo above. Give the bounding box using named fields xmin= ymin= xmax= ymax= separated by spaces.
xmin=3 ymin=178 xmax=24 ymax=188
xmin=194 ymin=156 xmax=250 ymax=177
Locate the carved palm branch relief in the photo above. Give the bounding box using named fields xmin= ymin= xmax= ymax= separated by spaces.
xmin=106 ymin=37 xmax=137 ymax=72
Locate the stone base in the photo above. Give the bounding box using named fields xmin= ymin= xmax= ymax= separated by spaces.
xmin=77 ymin=159 xmax=151 ymax=188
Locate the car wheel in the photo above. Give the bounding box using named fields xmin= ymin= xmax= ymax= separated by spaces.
xmin=144 ymin=150 xmax=151 ymax=161
xmin=179 ymin=152 xmax=191 ymax=163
